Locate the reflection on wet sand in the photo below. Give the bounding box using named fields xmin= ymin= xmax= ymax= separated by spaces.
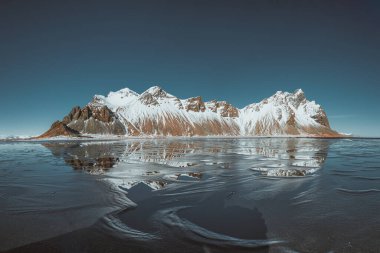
xmin=43 ymin=142 xmax=121 ymax=172
xmin=44 ymin=138 xmax=328 ymax=174
xmin=26 ymin=139 xmax=329 ymax=253
xmin=4 ymin=138 xmax=380 ymax=252
xmin=42 ymin=139 xmax=330 ymax=201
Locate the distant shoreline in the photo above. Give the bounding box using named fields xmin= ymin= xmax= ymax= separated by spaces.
xmin=2 ymin=135 xmax=379 ymax=143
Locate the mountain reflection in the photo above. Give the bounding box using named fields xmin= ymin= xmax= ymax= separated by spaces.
xmin=42 ymin=138 xmax=330 ymax=177
xmin=43 ymin=142 xmax=121 ymax=172
xmin=37 ymin=138 xmax=333 ymax=252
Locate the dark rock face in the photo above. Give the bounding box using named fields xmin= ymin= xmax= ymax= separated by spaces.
xmin=63 ymin=105 xmax=115 ymax=123
xmin=139 ymin=92 xmax=159 ymax=106
xmin=284 ymin=112 xmax=300 ymax=135
xmin=62 ymin=106 xmax=80 ymax=124
xmin=65 ymin=106 xmax=126 ymax=135
xmin=37 ymin=121 xmax=80 ymax=139
xmin=311 ymin=110 xmax=330 ymax=128
xmin=40 ymin=105 xmax=126 ymax=138
xmin=185 ymin=96 xmax=206 ymax=112
xmin=206 ymin=100 xmax=239 ymax=117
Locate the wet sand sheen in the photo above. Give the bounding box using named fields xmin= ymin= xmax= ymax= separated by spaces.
xmin=1 ymin=138 xmax=379 ymax=252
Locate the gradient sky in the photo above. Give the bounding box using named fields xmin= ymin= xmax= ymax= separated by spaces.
xmin=1 ymin=0 xmax=379 ymax=137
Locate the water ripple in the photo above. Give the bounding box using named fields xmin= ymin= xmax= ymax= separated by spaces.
xmin=100 ymin=213 xmax=161 ymax=241
xmin=156 ymin=206 xmax=284 ymax=249
xmin=336 ymin=188 xmax=380 ymax=194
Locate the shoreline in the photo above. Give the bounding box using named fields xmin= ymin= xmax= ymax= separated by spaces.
xmin=1 ymin=135 xmax=377 ymax=143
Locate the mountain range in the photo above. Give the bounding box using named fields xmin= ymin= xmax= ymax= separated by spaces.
xmin=38 ymin=86 xmax=341 ymax=138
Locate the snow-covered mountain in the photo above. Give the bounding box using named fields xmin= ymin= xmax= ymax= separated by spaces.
xmin=38 ymin=86 xmax=341 ymax=138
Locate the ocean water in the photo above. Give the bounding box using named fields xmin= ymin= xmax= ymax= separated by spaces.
xmin=0 ymin=138 xmax=379 ymax=253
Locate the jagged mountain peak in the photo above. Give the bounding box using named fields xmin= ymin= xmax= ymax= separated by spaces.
xmin=205 ymin=100 xmax=239 ymax=117
xmin=138 ymin=86 xmax=185 ymax=110
xmin=39 ymin=86 xmax=341 ymax=138
xmin=143 ymin=86 xmax=169 ymax=98
xmin=256 ymin=88 xmax=307 ymax=109
xmin=138 ymin=92 xmax=159 ymax=106
xmin=183 ymin=96 xmax=206 ymax=112
xmin=90 ymin=87 xmax=139 ymax=109
xmin=272 ymin=88 xmax=304 ymax=99
xmin=110 ymin=87 xmax=139 ymax=97
xmin=294 ymin=88 xmax=304 ymax=95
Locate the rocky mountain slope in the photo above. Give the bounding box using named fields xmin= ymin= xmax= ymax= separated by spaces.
xmin=37 ymin=86 xmax=341 ymax=138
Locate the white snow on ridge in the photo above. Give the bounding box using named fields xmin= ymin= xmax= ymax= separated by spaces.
xmin=92 ymin=87 xmax=139 ymax=109
xmin=237 ymin=89 xmax=326 ymax=135
xmin=87 ymin=86 xmax=332 ymax=136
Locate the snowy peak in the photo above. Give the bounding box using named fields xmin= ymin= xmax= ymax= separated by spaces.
xmin=138 ymin=92 xmax=159 ymax=106
xmin=111 ymin=87 xmax=139 ymax=97
xmin=139 ymin=86 xmax=184 ymax=109
xmin=239 ymin=88 xmax=332 ymax=135
xmin=143 ymin=86 xmax=168 ymax=98
xmin=245 ymin=89 xmax=308 ymax=111
xmin=294 ymin=88 xmax=304 ymax=96
xmin=266 ymin=89 xmax=305 ymax=107
xmin=90 ymin=87 xmax=138 ymax=109
xmin=97 ymin=87 xmax=139 ymax=100
xmin=40 ymin=86 xmax=341 ymax=138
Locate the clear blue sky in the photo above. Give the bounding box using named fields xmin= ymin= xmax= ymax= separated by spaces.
xmin=0 ymin=0 xmax=379 ymax=137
